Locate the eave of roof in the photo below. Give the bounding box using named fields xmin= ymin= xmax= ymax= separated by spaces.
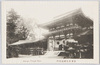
xmin=39 ymin=8 xmax=93 ymax=29
xmin=39 ymin=8 xmax=82 ymax=28
xmin=9 ymin=40 xmax=39 ymax=46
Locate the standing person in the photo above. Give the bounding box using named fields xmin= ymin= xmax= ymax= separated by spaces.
xmin=59 ymin=44 xmax=63 ymax=50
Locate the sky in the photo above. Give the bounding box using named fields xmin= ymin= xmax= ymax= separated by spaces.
xmin=3 ymin=1 xmax=99 ymax=24
xmin=2 ymin=1 xmax=99 ymax=40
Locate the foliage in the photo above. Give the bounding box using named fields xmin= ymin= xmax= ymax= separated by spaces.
xmin=6 ymin=9 xmax=28 ymax=44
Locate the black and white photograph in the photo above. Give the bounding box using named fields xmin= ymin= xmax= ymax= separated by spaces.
xmin=2 ymin=1 xmax=99 ymax=64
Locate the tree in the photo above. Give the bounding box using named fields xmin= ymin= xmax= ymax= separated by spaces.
xmin=7 ymin=9 xmax=28 ymax=44
xmin=14 ymin=18 xmax=29 ymax=40
xmin=22 ymin=18 xmax=37 ymax=41
xmin=7 ymin=9 xmax=43 ymax=45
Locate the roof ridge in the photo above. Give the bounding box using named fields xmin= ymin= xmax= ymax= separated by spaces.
xmin=39 ymin=8 xmax=83 ymax=28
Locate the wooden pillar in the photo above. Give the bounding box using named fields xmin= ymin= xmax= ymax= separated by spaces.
xmin=79 ymin=52 xmax=82 ymax=59
xmin=59 ymin=32 xmax=60 ymax=40
xmin=47 ymin=28 xmax=51 ymax=51
xmin=47 ymin=36 xmax=49 ymax=51
xmin=64 ymin=31 xmax=67 ymax=39
xmin=53 ymin=35 xmax=55 ymax=51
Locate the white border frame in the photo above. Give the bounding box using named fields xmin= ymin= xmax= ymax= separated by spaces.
xmin=1 ymin=1 xmax=99 ymax=64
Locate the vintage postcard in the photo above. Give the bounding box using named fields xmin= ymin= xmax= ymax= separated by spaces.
xmin=1 ymin=1 xmax=99 ymax=64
